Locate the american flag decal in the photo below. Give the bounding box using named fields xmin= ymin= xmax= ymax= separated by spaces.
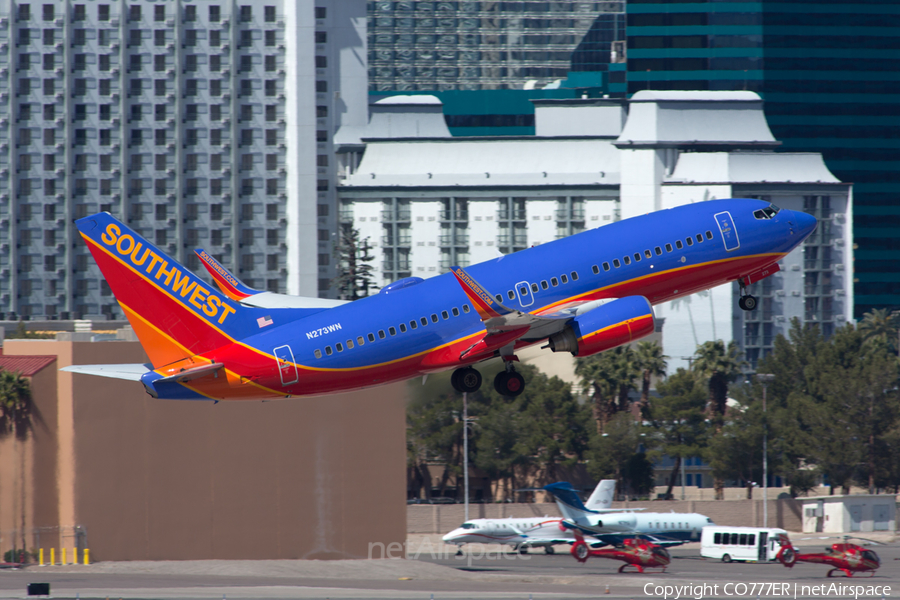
xmin=257 ymin=316 xmax=273 ymax=328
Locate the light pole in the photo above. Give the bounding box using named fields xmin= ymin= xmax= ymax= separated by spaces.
xmin=463 ymin=392 xmax=469 ymax=521
xmin=756 ymin=374 xmax=775 ymax=527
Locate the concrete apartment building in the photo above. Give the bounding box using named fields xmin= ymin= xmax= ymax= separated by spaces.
xmin=337 ymin=91 xmax=853 ymax=370
xmin=0 ymin=0 xmax=372 ymax=320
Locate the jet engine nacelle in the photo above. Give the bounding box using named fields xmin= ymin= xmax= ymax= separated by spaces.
xmin=546 ymin=296 xmax=655 ymax=357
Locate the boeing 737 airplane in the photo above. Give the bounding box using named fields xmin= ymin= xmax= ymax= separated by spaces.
xmin=63 ymin=199 xmax=815 ymax=400
xmin=442 ymin=480 xmax=617 ymax=554
xmin=544 ymin=482 xmax=713 ymax=545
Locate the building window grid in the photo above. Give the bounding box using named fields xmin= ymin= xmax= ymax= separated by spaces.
xmin=1 ymin=0 xmax=290 ymax=318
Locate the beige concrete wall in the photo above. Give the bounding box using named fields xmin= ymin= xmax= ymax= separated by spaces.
xmin=408 ymin=498 xmax=802 ymax=534
xmin=5 ymin=340 xmax=407 ymax=561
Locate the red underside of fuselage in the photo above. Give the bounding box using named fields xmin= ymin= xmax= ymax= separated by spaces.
xmin=174 ymin=252 xmax=781 ymax=400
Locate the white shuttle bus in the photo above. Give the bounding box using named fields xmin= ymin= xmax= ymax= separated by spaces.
xmin=700 ymin=526 xmax=790 ymax=563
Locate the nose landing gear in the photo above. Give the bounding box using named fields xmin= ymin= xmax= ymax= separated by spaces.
xmin=738 ymin=278 xmax=757 ymax=311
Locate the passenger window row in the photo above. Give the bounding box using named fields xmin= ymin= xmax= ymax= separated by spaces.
xmin=598 ymin=230 xmax=714 ymax=272
xmin=493 ymin=271 xmax=580 ymax=303
xmin=313 ymin=303 xmax=472 ymax=359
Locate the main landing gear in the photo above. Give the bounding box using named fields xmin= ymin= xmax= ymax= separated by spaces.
xmin=450 ymin=362 xmax=526 ymax=398
xmin=451 ymin=367 xmax=482 ymax=393
xmin=738 ymin=278 xmax=758 ymax=311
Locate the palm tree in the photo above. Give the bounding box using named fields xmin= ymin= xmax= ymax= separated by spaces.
xmin=692 ymin=340 xmax=745 ymax=499
xmin=576 ymin=346 xmax=640 ymax=434
xmin=633 ymin=341 xmax=667 ymax=418
xmin=693 ymin=340 xmax=745 ymax=421
xmin=0 ymin=370 xmax=31 ymax=440
xmin=858 ymin=308 xmax=899 ymax=354
xmin=0 ymin=370 xmax=32 ymax=558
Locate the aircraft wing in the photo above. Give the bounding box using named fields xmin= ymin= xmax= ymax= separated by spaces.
xmin=196 ymin=249 xmax=348 ymax=310
xmin=449 ymin=266 xmax=574 ymax=336
xmin=61 ymin=363 xmax=152 ymax=381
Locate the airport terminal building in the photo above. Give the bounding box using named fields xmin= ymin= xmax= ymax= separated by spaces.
xmin=337 ymin=91 xmax=853 ymax=370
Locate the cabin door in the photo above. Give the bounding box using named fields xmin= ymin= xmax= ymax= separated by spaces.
xmin=274 ymin=345 xmax=299 ymax=386
xmin=758 ymin=532 xmax=768 ymax=561
xmin=515 ymin=281 xmax=535 ymax=307
xmin=714 ymin=211 xmax=741 ymax=252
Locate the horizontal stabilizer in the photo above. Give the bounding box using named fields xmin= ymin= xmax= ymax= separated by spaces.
xmin=155 ymin=362 xmax=225 ymax=384
xmin=61 ymin=363 xmax=152 ymax=381
xmin=196 ymin=248 xmax=347 ymax=310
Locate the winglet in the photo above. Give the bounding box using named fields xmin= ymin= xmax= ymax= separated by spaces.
xmin=195 ymin=249 xmax=260 ymax=302
xmin=449 ymin=266 xmax=514 ymax=321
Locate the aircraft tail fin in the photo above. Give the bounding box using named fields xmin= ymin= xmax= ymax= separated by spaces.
xmin=585 ymin=479 xmax=616 ymax=510
xmin=543 ymin=481 xmax=597 ymax=525
xmin=75 ymin=213 xmax=279 ymax=368
xmin=195 ymin=249 xmax=261 ymax=301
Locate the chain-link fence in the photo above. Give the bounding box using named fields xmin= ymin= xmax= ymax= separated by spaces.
xmin=0 ymin=526 xmax=87 ymax=564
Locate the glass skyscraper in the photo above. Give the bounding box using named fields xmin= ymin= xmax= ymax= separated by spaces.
xmin=367 ymin=1 xmax=622 ymax=91
xmin=625 ymin=0 xmax=900 ymax=318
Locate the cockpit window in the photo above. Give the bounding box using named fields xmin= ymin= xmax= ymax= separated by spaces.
xmin=461 ymin=523 xmax=476 ymax=529
xmin=753 ymin=204 xmax=782 ymax=220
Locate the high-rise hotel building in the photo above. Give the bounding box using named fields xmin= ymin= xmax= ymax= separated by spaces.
xmin=0 ymin=0 xmax=366 ymax=320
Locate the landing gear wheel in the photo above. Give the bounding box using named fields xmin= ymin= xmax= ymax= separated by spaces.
xmin=451 ymin=367 xmax=482 ymax=393
xmin=518 ymin=546 xmax=528 ymax=555
xmin=738 ymin=295 xmax=757 ymax=311
xmin=493 ymin=371 xmax=525 ymax=397
xmin=544 ymin=545 xmax=555 ymax=555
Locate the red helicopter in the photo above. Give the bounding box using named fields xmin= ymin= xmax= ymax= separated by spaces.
xmin=776 ymin=537 xmax=881 ymax=578
xmin=571 ymin=531 xmax=671 ymax=573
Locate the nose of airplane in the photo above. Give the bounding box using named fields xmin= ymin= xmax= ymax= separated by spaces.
xmin=793 ymin=210 xmax=818 ymax=239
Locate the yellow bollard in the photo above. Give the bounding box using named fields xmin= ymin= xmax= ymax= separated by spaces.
xmin=72 ymin=548 xmax=77 ymax=565
xmin=50 ymin=548 xmax=55 ymax=566
xmin=84 ymin=548 xmax=90 ymax=565
xmin=39 ymin=548 xmax=43 ymax=566
xmin=61 ymin=548 xmax=66 ymax=565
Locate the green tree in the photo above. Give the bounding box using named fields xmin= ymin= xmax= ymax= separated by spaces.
xmin=858 ymin=308 xmax=900 ymax=356
xmin=331 ymin=225 xmax=378 ymax=300
xmin=475 ymin=365 xmax=590 ymax=499
xmin=648 ymin=368 xmax=709 ymax=499
xmin=758 ymin=320 xmax=900 ymax=496
xmin=584 ymin=412 xmax=649 ymax=498
xmin=693 ymin=340 xmax=745 ymax=499
xmin=705 ymin=382 xmax=766 ymax=499
xmin=0 ymin=370 xmax=31 ymax=440
xmin=576 ymin=346 xmax=640 ymax=434
xmin=634 ymin=341 xmax=667 ymax=418
xmin=0 ymin=370 xmax=32 ymax=556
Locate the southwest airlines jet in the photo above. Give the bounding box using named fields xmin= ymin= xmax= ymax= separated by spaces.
xmin=63 ymin=199 xmax=815 ymax=400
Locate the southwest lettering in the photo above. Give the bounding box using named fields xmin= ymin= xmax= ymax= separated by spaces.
xmin=96 ymin=219 xmax=238 ymax=327
xmin=204 ymin=294 xmax=220 ymax=317
xmin=217 ymin=304 xmax=236 ymax=324
xmin=131 ymin=243 xmax=149 ymax=266
xmin=155 ymin=261 xmax=178 ymax=286
xmin=171 ymin=270 xmax=197 ymax=298
xmin=116 ymin=234 xmax=135 ymax=255
xmin=145 ymin=251 xmax=164 ymax=275
xmin=188 ymin=285 xmax=209 ymax=311
xmin=101 ymin=223 xmax=120 ymax=246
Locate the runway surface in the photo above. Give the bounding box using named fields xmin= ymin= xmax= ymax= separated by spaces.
xmin=0 ymin=538 xmax=895 ymax=600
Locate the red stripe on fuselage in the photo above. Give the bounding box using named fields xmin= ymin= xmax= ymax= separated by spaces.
xmin=204 ymin=252 xmax=781 ymax=399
